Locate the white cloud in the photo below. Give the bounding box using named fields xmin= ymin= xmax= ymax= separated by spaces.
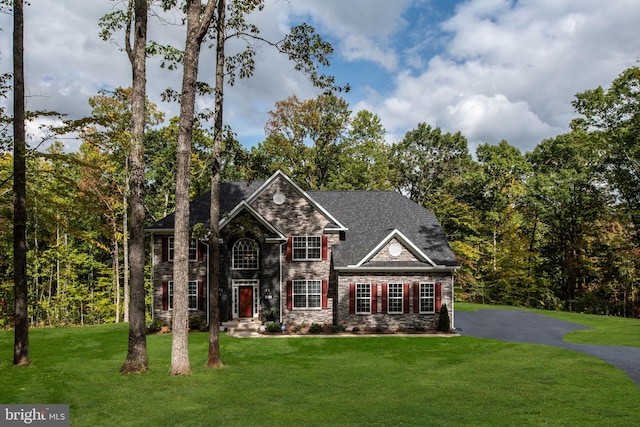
xmin=363 ymin=0 xmax=640 ymax=152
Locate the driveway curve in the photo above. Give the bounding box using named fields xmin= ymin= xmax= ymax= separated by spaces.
xmin=455 ymin=309 xmax=640 ymax=387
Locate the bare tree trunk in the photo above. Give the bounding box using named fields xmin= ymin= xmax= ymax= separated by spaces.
xmin=123 ymin=166 xmax=130 ymax=323
xmin=13 ymin=0 xmax=29 ymax=366
xmin=207 ymin=0 xmax=226 ymax=369
xmin=170 ymin=0 xmax=217 ymax=376
xmin=114 ymin=236 xmax=120 ymax=323
xmin=121 ymin=0 xmax=149 ymax=374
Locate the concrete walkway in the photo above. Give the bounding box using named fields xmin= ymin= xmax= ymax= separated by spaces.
xmin=455 ymin=309 xmax=640 ymax=387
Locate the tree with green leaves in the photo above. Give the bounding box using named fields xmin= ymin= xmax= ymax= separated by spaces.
xmin=474 ymin=141 xmax=533 ymax=304
xmin=526 ymin=130 xmax=610 ymax=311
xmin=572 ymin=66 xmax=640 ymax=244
xmin=257 ymin=93 xmax=351 ymax=190
xmin=329 ymin=110 xmax=392 ymax=191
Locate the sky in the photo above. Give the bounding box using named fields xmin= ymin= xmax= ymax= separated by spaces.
xmin=1 ymin=0 xmax=639 ymax=155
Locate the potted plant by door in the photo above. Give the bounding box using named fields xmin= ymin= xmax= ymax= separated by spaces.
xmin=263 ymin=306 xmax=278 ymax=324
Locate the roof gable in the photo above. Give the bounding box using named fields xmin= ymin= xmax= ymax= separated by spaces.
xmin=220 ymin=201 xmax=285 ymax=242
xmin=354 ymin=229 xmax=437 ymax=267
xmin=246 ymin=170 xmax=347 ymax=234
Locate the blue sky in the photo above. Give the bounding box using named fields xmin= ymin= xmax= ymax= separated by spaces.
xmin=1 ymin=0 xmax=639 ymax=155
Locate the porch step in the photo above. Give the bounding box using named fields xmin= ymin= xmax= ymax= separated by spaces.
xmin=222 ymin=319 xmax=261 ymax=336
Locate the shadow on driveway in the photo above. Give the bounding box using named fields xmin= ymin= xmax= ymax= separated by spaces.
xmin=455 ymin=309 xmax=640 ymax=387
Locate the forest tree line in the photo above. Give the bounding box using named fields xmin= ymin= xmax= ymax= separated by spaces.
xmin=1 ymin=66 xmax=639 ymax=327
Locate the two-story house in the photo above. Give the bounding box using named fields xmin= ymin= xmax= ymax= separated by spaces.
xmin=147 ymin=170 xmax=459 ymax=331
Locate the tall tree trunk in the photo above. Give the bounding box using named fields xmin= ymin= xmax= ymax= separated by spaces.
xmin=170 ymin=0 xmax=217 ymax=376
xmin=121 ymin=0 xmax=149 ymax=374
xmin=172 ymin=1 xmax=207 ymax=376
xmin=114 ymin=236 xmax=120 ymax=323
xmin=13 ymin=0 xmax=29 ymax=366
xmin=207 ymin=0 xmax=225 ymax=369
xmin=123 ymin=168 xmax=130 ymax=323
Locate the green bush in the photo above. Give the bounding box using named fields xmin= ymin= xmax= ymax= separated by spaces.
xmin=437 ymin=304 xmax=451 ymax=332
xmin=189 ymin=316 xmax=204 ymax=331
xmin=147 ymin=319 xmax=167 ymax=334
xmin=265 ymin=323 xmax=281 ymax=333
xmin=308 ymin=323 xmax=323 ymax=334
xmin=331 ymin=324 xmax=345 ymax=333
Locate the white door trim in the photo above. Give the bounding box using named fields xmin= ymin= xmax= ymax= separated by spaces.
xmin=232 ymin=279 xmax=260 ymax=319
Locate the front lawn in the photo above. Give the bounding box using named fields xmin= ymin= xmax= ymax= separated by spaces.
xmin=1 ymin=315 xmax=638 ymax=426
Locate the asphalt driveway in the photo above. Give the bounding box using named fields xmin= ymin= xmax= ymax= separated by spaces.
xmin=455 ymin=309 xmax=640 ymax=387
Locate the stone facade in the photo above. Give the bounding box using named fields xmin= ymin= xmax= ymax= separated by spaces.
xmin=254 ymin=176 xmax=338 ymax=326
xmin=335 ymin=273 xmax=453 ymax=331
xmin=151 ymin=236 xmax=208 ymax=323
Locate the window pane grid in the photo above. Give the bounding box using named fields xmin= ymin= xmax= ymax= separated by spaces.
xmin=233 ymin=239 xmax=259 ymax=270
xmin=292 ymin=236 xmax=322 ymax=260
xmin=293 ymin=279 xmax=322 ymax=309
xmin=388 ymin=283 xmax=403 ymax=313
xmin=420 ymin=283 xmax=435 ymax=313
xmin=356 ymin=283 xmax=371 ymax=314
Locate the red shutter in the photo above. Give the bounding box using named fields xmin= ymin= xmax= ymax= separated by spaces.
xmin=322 ymin=280 xmax=328 ymax=309
xmin=435 ymin=282 xmax=442 ymax=313
xmin=413 ymin=283 xmax=420 ymax=314
xmin=381 ymin=284 xmax=388 ymax=314
xmin=198 ymin=280 xmax=205 ymax=311
xmin=161 ymin=237 xmax=169 ymax=262
xmin=197 ymin=242 xmax=205 ymax=262
xmin=321 ymin=236 xmax=329 ymax=260
xmin=349 ymin=283 xmax=355 ymax=314
xmin=403 ymin=283 xmax=410 ymax=314
xmin=371 ymin=284 xmax=378 ymax=314
xmin=286 ymin=237 xmax=292 ymax=261
xmin=162 ymin=281 xmax=169 ymax=310
xmin=286 ymin=280 xmax=293 ymax=310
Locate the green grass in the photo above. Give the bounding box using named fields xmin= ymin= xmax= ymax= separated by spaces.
xmin=1 ymin=309 xmax=639 ymax=426
xmin=456 ymin=302 xmax=640 ymax=347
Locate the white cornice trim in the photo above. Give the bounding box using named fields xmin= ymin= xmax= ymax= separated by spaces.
xmin=334 ymin=265 xmax=458 ymax=273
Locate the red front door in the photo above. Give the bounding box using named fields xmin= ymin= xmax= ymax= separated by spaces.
xmin=239 ymin=286 xmax=253 ymax=318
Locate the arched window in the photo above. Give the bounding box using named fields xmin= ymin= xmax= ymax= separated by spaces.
xmin=232 ymin=238 xmax=259 ymax=270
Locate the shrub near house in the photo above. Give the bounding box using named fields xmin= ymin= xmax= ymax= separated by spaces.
xmin=147 ymin=170 xmax=458 ymax=331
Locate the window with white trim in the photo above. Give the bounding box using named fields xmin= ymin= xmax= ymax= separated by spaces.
xmin=388 ymin=283 xmax=403 ymax=314
xmin=293 ymin=236 xmax=321 ymax=260
xmin=168 ymin=238 xmax=198 ymax=261
xmin=293 ymin=279 xmax=321 ymax=309
xmin=168 ymin=280 xmax=198 ymax=310
xmin=232 ymin=238 xmax=259 ymax=270
xmin=356 ymin=283 xmax=371 ymax=314
xmin=419 ymin=283 xmax=435 ymax=313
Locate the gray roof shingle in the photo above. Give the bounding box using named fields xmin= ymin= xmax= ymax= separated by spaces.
xmin=147 ymin=180 xmax=264 ymax=231
xmin=309 ymin=191 xmax=458 ymax=268
xmin=147 ymin=179 xmax=457 ymax=268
